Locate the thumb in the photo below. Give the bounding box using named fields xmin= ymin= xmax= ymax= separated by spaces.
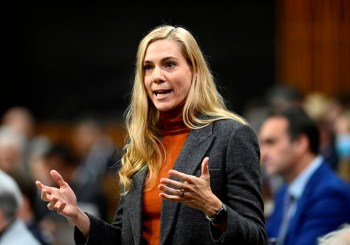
xmin=50 ymin=170 xmax=67 ymax=188
xmin=200 ymin=157 xmax=210 ymax=179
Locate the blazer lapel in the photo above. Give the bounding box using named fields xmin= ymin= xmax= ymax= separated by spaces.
xmin=125 ymin=168 xmax=147 ymax=245
xmin=160 ymin=124 xmax=215 ymax=244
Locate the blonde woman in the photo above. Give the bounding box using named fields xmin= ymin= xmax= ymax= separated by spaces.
xmin=36 ymin=25 xmax=266 ymax=244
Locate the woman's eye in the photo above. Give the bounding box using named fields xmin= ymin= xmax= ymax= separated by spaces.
xmin=143 ymin=65 xmax=152 ymax=71
xmin=165 ymin=62 xmax=176 ymax=68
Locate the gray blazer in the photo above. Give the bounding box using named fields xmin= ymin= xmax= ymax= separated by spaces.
xmin=75 ymin=119 xmax=267 ymax=244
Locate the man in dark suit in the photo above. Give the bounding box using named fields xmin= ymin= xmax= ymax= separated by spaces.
xmin=259 ymin=106 xmax=350 ymax=245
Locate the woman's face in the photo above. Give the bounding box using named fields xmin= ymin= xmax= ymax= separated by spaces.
xmin=143 ymin=39 xmax=193 ymax=112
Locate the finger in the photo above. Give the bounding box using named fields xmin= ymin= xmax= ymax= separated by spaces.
xmin=200 ymin=157 xmax=210 ymax=179
xmin=35 ymin=180 xmax=44 ymax=191
xmin=47 ymin=203 xmax=54 ymax=210
xmin=36 ymin=180 xmax=55 ymax=199
xmin=47 ymin=197 xmax=57 ymax=210
xmin=50 ymin=170 xmax=68 ymax=188
xmin=48 ymin=197 xmax=60 ymax=210
xmin=168 ymin=169 xmax=194 ymax=184
xmin=41 ymin=188 xmax=53 ymax=202
xmin=159 ymin=189 xmax=183 ymax=200
xmin=158 ymin=183 xmax=182 ymax=196
xmin=56 ymin=202 xmax=67 ymax=214
xmin=159 ymin=177 xmax=184 ymax=191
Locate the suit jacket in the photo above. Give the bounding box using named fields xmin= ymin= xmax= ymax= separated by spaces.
xmin=266 ymin=161 xmax=350 ymax=245
xmin=75 ymin=119 xmax=267 ymax=244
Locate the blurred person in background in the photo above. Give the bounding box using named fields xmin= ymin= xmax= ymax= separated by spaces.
xmin=243 ymin=84 xmax=305 ymax=218
xmin=334 ymin=108 xmax=350 ymax=182
xmin=38 ymin=143 xmax=80 ymax=245
xmin=0 ymin=126 xmax=26 ymax=175
xmin=264 ymin=84 xmax=304 ymax=112
xmin=243 ymin=84 xmax=304 ymax=135
xmin=259 ymin=105 xmax=350 ymax=245
xmin=303 ymin=92 xmax=341 ymax=171
xmin=0 ymin=169 xmax=40 ymax=245
xmin=0 ymin=124 xmax=50 ymax=244
xmin=303 ymin=92 xmax=350 ymax=179
xmin=70 ymin=117 xmax=118 ymax=221
xmin=0 ymin=106 xmax=51 ymax=182
xmin=38 ymin=141 xmax=118 ymax=244
xmin=12 ymin=172 xmax=51 ymax=245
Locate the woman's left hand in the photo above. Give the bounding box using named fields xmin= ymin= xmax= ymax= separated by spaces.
xmin=158 ymin=157 xmax=222 ymax=214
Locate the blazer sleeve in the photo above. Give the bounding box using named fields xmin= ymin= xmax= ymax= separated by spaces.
xmin=74 ymin=197 xmax=124 ymax=245
xmin=213 ymin=122 xmax=267 ymax=244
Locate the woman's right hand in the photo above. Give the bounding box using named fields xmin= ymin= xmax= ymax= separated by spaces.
xmin=35 ymin=170 xmax=78 ymax=219
xmin=35 ymin=170 xmax=91 ymax=237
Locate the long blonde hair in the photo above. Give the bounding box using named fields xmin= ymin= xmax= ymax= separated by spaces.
xmin=119 ymin=25 xmax=246 ymax=193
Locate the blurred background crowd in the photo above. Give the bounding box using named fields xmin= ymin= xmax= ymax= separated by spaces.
xmin=1 ymin=86 xmax=349 ymax=244
xmin=0 ymin=106 xmax=121 ymax=244
xmin=2 ymin=1 xmax=350 ymax=244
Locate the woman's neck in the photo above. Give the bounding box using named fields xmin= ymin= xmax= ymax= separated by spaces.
xmin=159 ymin=103 xmax=188 ymax=134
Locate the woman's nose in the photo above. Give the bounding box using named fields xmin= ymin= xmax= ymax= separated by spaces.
xmin=153 ymin=67 xmax=164 ymax=84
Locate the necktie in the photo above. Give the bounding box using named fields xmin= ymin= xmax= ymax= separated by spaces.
xmin=278 ymin=193 xmax=295 ymax=245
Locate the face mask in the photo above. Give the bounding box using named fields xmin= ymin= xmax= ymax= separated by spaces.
xmin=335 ymin=134 xmax=350 ymax=159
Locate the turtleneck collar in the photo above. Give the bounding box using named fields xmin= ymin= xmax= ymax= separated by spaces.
xmin=159 ymin=103 xmax=190 ymax=135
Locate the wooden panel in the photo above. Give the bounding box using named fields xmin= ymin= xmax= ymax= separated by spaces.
xmin=276 ymin=0 xmax=350 ymax=96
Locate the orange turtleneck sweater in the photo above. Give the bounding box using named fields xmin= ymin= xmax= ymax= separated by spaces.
xmin=142 ymin=106 xmax=190 ymax=245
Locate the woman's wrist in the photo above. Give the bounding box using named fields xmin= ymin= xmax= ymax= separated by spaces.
xmin=68 ymin=208 xmax=91 ymax=238
xmin=206 ymin=203 xmax=227 ymax=224
xmin=203 ymin=195 xmax=223 ymax=218
xmin=205 ymin=200 xmax=228 ymax=232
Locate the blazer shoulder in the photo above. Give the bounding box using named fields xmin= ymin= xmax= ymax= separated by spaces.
xmin=212 ymin=117 xmax=251 ymax=130
xmin=212 ymin=118 xmax=257 ymax=138
xmin=309 ymin=163 xmax=350 ymax=196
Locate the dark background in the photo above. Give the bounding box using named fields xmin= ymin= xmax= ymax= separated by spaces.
xmin=3 ymin=2 xmax=275 ymax=122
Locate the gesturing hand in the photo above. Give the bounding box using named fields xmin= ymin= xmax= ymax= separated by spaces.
xmin=35 ymin=170 xmax=78 ymax=220
xmin=158 ymin=157 xmax=221 ymax=214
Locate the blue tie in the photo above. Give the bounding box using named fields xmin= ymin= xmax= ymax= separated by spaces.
xmin=278 ymin=193 xmax=295 ymax=245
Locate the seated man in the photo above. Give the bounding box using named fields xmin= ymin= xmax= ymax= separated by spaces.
xmin=0 ymin=170 xmax=40 ymax=245
xmin=259 ymin=106 xmax=350 ymax=245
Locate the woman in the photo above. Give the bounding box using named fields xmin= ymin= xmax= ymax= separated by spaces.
xmin=36 ymin=25 xmax=267 ymax=244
